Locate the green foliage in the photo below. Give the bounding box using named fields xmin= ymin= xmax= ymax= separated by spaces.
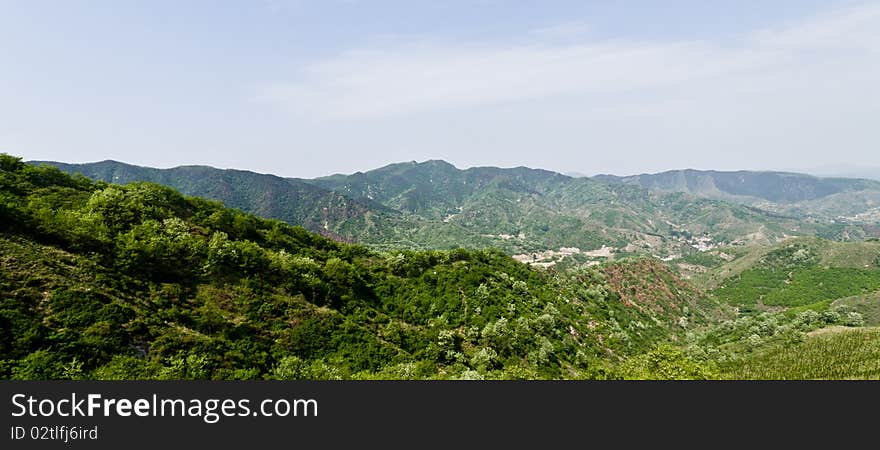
xmin=10 ymin=351 xmax=84 ymax=380
xmin=685 ymin=301 xmax=868 ymax=369
xmin=607 ymin=345 xmax=719 ymax=380
xmin=90 ymin=356 xmax=161 ymax=380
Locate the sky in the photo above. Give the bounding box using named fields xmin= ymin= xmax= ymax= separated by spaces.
xmin=1 ymin=0 xmax=879 ymax=178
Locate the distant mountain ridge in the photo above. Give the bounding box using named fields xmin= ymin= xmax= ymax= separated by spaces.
xmin=33 ymin=159 xmax=879 ymax=257
xmin=593 ymin=169 xmax=880 ymax=203
xmin=593 ymin=169 xmax=880 ymax=219
xmin=311 ymin=159 xmax=570 ymax=220
xmin=33 ymin=160 xmax=400 ymax=242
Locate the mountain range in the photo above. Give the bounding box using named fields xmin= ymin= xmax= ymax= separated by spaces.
xmin=594 ymin=169 xmax=880 ymax=220
xmin=36 ymin=160 xmax=880 ymax=264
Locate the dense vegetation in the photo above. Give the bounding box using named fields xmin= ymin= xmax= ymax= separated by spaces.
xmin=1 ymin=154 xmax=718 ymax=380
xmin=38 ymin=160 xmax=401 ymax=244
xmin=686 ymin=303 xmax=865 ymax=361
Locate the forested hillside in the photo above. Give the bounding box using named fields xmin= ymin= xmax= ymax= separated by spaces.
xmin=2 ymin=154 xmax=719 ymax=379
xmin=40 ymin=160 xmax=401 ymax=243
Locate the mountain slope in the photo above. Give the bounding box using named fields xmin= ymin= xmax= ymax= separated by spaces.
xmin=312 ymin=160 xmax=571 ymax=220
xmin=310 ymin=160 xmax=839 ymax=256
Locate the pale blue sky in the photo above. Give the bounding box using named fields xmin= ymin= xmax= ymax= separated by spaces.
xmin=2 ymin=0 xmax=878 ymax=177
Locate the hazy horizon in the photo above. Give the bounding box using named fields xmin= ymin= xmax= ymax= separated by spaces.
xmin=3 ymin=1 xmax=879 ymax=179
xmin=28 ymin=154 xmax=880 ymax=181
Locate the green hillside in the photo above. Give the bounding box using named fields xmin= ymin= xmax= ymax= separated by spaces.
xmin=37 ymin=160 xmax=402 ymax=243
xmin=721 ymin=327 xmax=880 ymax=380
xmin=707 ymin=238 xmax=880 ymax=309
xmin=2 ymin=154 xmax=720 ymax=380
xmin=600 ymin=258 xmax=730 ymax=331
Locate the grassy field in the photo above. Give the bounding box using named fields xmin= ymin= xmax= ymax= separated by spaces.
xmin=722 ymin=327 xmax=880 ymax=379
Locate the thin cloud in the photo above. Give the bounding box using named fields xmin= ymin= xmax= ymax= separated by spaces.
xmin=256 ymin=3 xmax=880 ymax=120
xmin=528 ymin=22 xmax=594 ymax=41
